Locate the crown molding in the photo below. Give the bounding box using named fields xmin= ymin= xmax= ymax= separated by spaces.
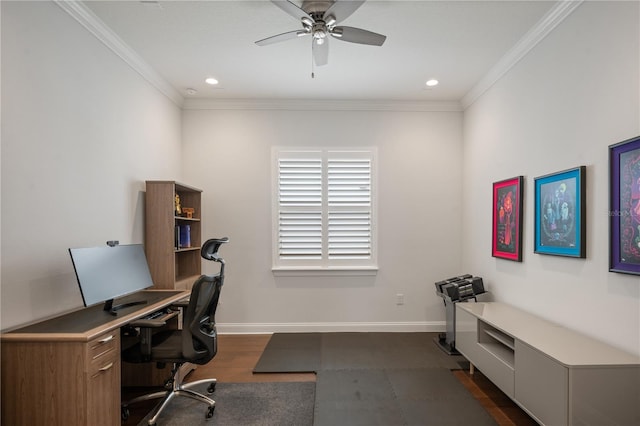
xmin=56 ymin=0 xmax=580 ymax=112
xmin=182 ymin=98 xmax=463 ymax=112
xmin=461 ymin=0 xmax=584 ymax=109
xmin=53 ymin=1 xmax=460 ymax=112
xmin=54 ymin=0 xmax=184 ymax=107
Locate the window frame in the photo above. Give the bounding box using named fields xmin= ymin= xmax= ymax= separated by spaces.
xmin=272 ymin=147 xmax=378 ymax=276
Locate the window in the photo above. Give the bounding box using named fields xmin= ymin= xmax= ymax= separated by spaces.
xmin=273 ymin=148 xmax=377 ymax=274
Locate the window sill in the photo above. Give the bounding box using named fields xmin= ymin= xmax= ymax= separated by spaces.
xmin=272 ymin=266 xmax=379 ymax=277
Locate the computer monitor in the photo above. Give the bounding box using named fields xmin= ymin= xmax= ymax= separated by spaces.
xmin=69 ymin=243 xmax=153 ymax=315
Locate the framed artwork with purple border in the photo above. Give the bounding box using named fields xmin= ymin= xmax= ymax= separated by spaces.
xmin=534 ymin=166 xmax=586 ymax=258
xmin=492 ymin=176 xmax=524 ymax=261
xmin=609 ymin=135 xmax=640 ymax=275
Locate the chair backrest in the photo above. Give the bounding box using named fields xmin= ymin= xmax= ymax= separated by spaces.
xmin=181 ymin=274 xmax=222 ymax=364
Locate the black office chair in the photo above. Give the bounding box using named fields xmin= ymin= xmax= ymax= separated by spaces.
xmin=121 ymin=237 xmax=229 ymax=425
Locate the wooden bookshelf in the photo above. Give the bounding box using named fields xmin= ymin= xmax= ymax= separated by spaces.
xmin=145 ymin=181 xmax=202 ymax=290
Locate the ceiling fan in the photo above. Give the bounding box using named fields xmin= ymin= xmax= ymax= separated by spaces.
xmin=255 ymin=0 xmax=386 ymax=67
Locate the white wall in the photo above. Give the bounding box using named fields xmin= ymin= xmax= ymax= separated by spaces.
xmin=463 ymin=1 xmax=640 ymax=355
xmin=3 ymin=0 xmax=637 ymax=355
xmin=181 ymin=106 xmax=463 ymax=331
xmin=0 ymin=1 xmax=182 ymax=329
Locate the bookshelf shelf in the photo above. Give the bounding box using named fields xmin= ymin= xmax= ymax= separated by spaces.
xmin=175 ymin=247 xmax=200 ymax=253
xmin=145 ymin=181 xmax=203 ymax=290
xmin=175 ymin=216 xmax=200 ymax=222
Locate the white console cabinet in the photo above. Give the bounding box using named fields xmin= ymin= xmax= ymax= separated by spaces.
xmin=456 ymin=302 xmax=640 ymax=426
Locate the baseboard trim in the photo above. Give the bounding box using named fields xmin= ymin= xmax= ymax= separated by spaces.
xmin=217 ymin=321 xmax=445 ymax=334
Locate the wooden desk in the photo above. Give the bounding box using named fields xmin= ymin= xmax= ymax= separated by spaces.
xmin=1 ymin=289 xmax=189 ymax=426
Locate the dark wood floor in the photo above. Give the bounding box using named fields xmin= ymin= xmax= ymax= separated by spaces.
xmin=123 ymin=334 xmax=536 ymax=426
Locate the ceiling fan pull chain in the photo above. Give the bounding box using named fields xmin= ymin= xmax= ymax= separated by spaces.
xmin=311 ymin=45 xmax=315 ymax=79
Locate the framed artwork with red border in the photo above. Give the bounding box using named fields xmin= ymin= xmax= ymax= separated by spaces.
xmin=492 ymin=176 xmax=524 ymax=261
xmin=609 ymin=135 xmax=640 ymax=275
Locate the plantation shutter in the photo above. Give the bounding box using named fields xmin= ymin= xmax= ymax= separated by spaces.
xmin=274 ymin=148 xmax=376 ymax=269
xmin=278 ymin=157 xmax=322 ymax=259
xmin=327 ymin=157 xmax=372 ymax=259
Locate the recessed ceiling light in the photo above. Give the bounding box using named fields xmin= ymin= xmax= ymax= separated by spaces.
xmin=205 ymin=77 xmax=219 ymax=85
xmin=426 ymin=79 xmax=439 ymax=87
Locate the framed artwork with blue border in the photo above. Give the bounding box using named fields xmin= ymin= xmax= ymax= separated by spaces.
xmin=492 ymin=176 xmax=524 ymax=261
xmin=534 ymin=166 xmax=586 ymax=257
xmin=609 ymin=135 xmax=640 ymax=275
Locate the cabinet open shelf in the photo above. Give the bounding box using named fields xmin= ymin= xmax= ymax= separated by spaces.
xmin=478 ymin=321 xmax=515 ymax=369
xmin=483 ymin=328 xmax=515 ymax=350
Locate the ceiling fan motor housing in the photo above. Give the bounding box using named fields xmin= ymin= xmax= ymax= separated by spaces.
xmin=301 ymin=1 xmax=335 ymax=15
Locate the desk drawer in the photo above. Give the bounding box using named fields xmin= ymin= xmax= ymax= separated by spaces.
xmin=88 ymin=349 xmax=120 ymax=426
xmin=89 ymin=349 xmax=119 ymax=377
xmin=88 ymin=331 xmax=119 ymax=374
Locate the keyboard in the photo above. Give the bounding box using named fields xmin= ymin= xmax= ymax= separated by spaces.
xmin=144 ymin=310 xmax=166 ymax=320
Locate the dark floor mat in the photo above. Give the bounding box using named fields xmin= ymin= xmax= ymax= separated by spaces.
xmin=320 ymin=332 xmax=379 ymax=370
xmin=254 ymin=332 xmax=464 ymax=373
xmin=314 ymin=368 xmax=497 ymax=426
xmin=253 ymin=332 xmax=322 ymax=373
xmin=314 ymin=369 xmax=405 ymax=426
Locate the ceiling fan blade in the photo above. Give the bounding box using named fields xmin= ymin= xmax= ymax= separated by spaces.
xmin=312 ymin=39 xmax=329 ymax=66
xmin=323 ymin=0 xmax=365 ymax=25
xmin=331 ymin=26 xmax=386 ymax=46
xmin=270 ymin=0 xmax=313 ymax=23
xmin=256 ymin=30 xmax=308 ymax=46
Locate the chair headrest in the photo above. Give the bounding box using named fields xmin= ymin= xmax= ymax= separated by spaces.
xmin=201 ymin=237 xmax=229 ymax=261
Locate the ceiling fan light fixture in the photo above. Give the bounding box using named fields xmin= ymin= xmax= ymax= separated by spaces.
xmin=325 ymin=15 xmax=336 ymax=27
xmin=330 ymin=27 xmax=343 ymax=37
xmin=313 ymin=27 xmax=327 ymax=43
xmin=301 ymin=16 xmax=314 ymax=27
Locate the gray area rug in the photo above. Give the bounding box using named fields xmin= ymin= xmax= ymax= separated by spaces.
xmin=254 ymin=332 xmax=496 ymax=426
xmin=137 ymin=382 xmax=315 ymax=426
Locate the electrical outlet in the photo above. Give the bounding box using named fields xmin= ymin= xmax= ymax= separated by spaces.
xmin=396 ymin=293 xmax=404 ymax=305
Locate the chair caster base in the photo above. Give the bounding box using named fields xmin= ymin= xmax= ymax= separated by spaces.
xmin=206 ymin=405 xmax=215 ymax=419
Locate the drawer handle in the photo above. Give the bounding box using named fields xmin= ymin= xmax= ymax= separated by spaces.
xmin=98 ymin=335 xmax=114 ymax=344
xmin=99 ymin=362 xmax=114 ymax=372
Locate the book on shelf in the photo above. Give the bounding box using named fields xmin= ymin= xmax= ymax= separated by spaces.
xmin=175 ymin=225 xmax=191 ymax=249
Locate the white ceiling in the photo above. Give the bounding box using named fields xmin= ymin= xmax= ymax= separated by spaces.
xmin=80 ymin=0 xmax=559 ymax=105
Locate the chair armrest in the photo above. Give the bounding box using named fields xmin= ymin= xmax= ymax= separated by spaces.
xmin=127 ymin=319 xmax=166 ymax=360
xmin=170 ymin=299 xmax=190 ymax=309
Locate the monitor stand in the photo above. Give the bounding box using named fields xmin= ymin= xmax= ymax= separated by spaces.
xmin=103 ymin=298 xmax=146 ymax=316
